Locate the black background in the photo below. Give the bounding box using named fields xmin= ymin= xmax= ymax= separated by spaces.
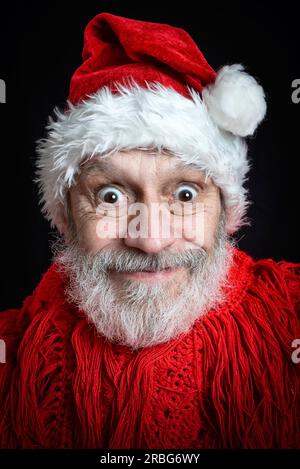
xmin=0 ymin=1 xmax=299 ymax=310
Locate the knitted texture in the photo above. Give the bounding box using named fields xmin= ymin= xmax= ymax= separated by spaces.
xmin=0 ymin=248 xmax=299 ymax=448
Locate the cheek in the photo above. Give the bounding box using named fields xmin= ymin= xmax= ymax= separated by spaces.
xmin=202 ymin=206 xmax=221 ymax=250
xmin=180 ymin=194 xmax=221 ymax=251
xmin=73 ymin=209 xmax=128 ymax=254
xmin=76 ymin=219 xmax=111 ymax=254
xmin=70 ymin=197 xmax=116 ymax=254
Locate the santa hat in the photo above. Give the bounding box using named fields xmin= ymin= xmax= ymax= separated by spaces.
xmin=35 ymin=12 xmax=266 ymax=234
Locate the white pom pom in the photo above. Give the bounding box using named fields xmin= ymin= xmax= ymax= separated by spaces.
xmin=202 ymin=64 xmax=267 ymax=137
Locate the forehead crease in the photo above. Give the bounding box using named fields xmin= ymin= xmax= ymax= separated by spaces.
xmin=79 ymin=156 xmax=201 ymax=179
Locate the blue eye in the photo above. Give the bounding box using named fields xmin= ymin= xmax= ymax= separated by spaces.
xmin=97 ymin=186 xmax=124 ymax=204
xmin=175 ymin=184 xmax=198 ymax=202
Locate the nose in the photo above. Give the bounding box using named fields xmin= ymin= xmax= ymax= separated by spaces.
xmin=124 ymin=236 xmax=174 ymax=254
xmin=123 ymin=201 xmax=176 ymax=254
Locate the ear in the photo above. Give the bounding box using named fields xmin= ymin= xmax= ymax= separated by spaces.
xmin=56 ymin=211 xmax=69 ymax=238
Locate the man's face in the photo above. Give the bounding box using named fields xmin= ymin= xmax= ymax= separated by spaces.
xmin=57 ymin=150 xmax=232 ymax=350
xmin=69 ymin=149 xmax=222 ymax=253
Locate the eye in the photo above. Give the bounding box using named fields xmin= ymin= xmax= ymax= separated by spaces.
xmin=96 ymin=185 xmax=125 ymax=204
xmin=174 ymin=184 xmax=198 ymax=202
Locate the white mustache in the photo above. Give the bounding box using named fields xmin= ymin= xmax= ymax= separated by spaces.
xmin=85 ymin=247 xmax=208 ymax=274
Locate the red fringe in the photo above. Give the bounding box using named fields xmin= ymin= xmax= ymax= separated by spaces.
xmin=194 ymin=258 xmax=300 ymax=448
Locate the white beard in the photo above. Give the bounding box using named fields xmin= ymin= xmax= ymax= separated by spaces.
xmin=54 ymin=218 xmax=234 ymax=350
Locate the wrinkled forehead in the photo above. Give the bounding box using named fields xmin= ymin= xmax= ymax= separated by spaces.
xmin=78 ymin=149 xmax=211 ymax=183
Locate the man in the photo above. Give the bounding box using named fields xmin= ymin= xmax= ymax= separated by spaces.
xmin=0 ymin=12 xmax=299 ymax=449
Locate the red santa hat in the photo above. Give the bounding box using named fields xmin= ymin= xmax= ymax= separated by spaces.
xmin=36 ymin=12 xmax=267 ymax=234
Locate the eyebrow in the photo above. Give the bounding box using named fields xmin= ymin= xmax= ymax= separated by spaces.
xmin=80 ymin=159 xmax=115 ymax=176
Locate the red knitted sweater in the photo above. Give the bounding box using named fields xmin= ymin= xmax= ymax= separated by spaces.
xmin=0 ymin=248 xmax=299 ymax=449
